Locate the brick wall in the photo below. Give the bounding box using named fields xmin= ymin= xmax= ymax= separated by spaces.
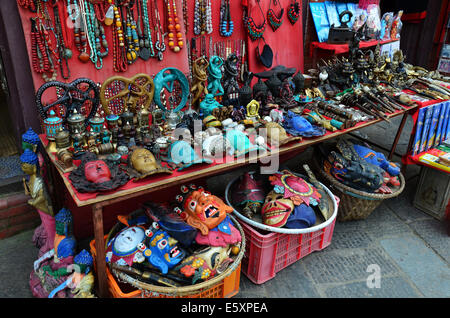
xmin=0 ymin=192 xmax=41 ymax=240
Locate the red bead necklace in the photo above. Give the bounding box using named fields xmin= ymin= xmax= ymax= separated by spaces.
xmin=165 ymin=0 xmax=183 ymax=52
xmin=30 ymin=18 xmax=50 ymax=74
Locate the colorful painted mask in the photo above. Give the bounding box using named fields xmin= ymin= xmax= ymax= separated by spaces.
xmin=173 ymin=184 xmax=233 ymax=236
xmin=84 ymin=160 xmax=112 ymax=184
xmin=231 ymin=172 xmax=266 ymax=219
xmin=69 ymin=152 xmax=129 ymax=193
xmin=282 ymin=111 xmax=326 ymax=137
xmin=268 ymin=170 xmax=322 ymax=206
xmin=262 ymin=190 xmax=295 ymax=227
xmin=137 ymin=222 xmax=185 ymax=274
xmin=106 ymin=226 xmax=147 ymax=266
xmin=174 ymin=246 xmax=234 ymax=284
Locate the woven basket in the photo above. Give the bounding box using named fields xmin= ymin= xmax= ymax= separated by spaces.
xmin=106 ymin=212 xmax=246 ymax=297
xmin=313 ymin=161 xmax=405 ymax=222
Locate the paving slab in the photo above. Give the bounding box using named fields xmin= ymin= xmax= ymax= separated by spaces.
xmin=322 ymin=276 xmax=423 ymax=298
xmin=301 ymin=247 xmax=401 ymax=285
xmin=379 ymin=234 xmax=450 ymax=298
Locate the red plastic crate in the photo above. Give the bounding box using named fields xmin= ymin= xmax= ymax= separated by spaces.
xmin=238 ymin=216 xmax=336 ymax=284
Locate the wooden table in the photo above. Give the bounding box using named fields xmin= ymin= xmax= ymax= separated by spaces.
xmin=39 ymin=104 xmax=418 ymax=298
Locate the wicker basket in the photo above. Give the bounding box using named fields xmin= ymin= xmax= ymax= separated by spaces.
xmin=101 ymin=212 xmax=246 ymax=298
xmin=313 ymin=161 xmax=405 ymax=222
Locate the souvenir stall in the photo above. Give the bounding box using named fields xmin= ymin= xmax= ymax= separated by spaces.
xmin=12 ymin=0 xmax=450 ymax=298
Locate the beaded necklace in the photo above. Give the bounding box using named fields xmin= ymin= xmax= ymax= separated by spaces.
xmin=267 ymin=0 xmax=284 ymax=32
xmin=220 ymin=0 xmax=233 ymax=37
xmin=112 ymin=2 xmax=128 ymax=72
xmin=83 ymin=0 xmax=107 ymax=69
xmin=246 ymin=0 xmax=265 ymax=41
xmin=68 ymin=0 xmax=90 ymax=62
xmin=287 ymin=0 xmax=301 ymax=25
xmin=30 ymin=17 xmax=50 ymax=75
xmin=125 ymin=7 xmax=139 ymax=64
xmin=165 ymin=0 xmax=183 ymax=53
xmin=52 ymin=1 xmax=71 ymax=79
xmin=36 ymin=1 xmax=58 ymax=81
xmin=193 ymin=0 xmax=212 ymax=36
xmin=153 ymin=0 xmax=166 ymax=60
xmin=17 ymin=0 xmax=37 ymax=12
xmin=137 ymin=0 xmax=155 ymax=60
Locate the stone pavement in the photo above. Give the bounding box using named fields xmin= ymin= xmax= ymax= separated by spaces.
xmin=0 ymin=116 xmax=449 ymax=298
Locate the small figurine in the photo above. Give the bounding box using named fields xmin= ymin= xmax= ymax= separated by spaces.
xmin=190 ymin=57 xmax=209 ymax=109
xmin=246 ymin=100 xmax=261 ymax=122
xmin=30 ymin=208 xmax=96 ymax=298
xmin=225 ymin=129 xmax=267 ymax=157
xmin=20 ymin=148 xmax=55 ymax=257
xmin=207 ymin=56 xmax=225 ymax=97
xmin=200 ymin=93 xmax=222 ymax=117
xmin=222 ymin=53 xmax=240 ymax=105
xmin=380 ymin=12 xmax=393 ymax=40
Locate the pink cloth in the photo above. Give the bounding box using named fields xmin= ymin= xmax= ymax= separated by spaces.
xmin=36 ymin=210 xmax=55 ymax=256
xmin=195 ymin=225 xmax=242 ymax=247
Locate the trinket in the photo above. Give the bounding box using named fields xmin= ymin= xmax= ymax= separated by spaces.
xmin=268 ymin=170 xmax=322 ymax=207
xmin=282 ymin=111 xmax=326 ymax=137
xmin=153 ymin=67 xmax=189 ymax=116
xmin=138 ymin=221 xmax=186 ymax=274
xmin=200 ymin=93 xmax=222 ymax=117
xmin=265 ymin=121 xmax=302 ymax=147
xmin=207 ymin=56 xmax=224 ymax=97
xmin=231 ymin=172 xmax=266 ymax=219
xmin=124 ymin=147 xmax=172 ymax=181
xmin=69 ymin=152 xmax=129 ymax=193
xmin=164 ymin=140 xmax=213 ymax=171
xmin=100 ymin=74 xmax=155 ymax=115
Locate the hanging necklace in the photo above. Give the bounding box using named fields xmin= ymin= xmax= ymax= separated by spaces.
xmin=30 ymin=17 xmax=50 ymax=75
xmin=165 ymin=0 xmax=183 ymax=53
xmin=137 ymin=0 xmax=155 ymax=60
xmin=69 ymin=0 xmax=90 ymax=62
xmin=287 ymin=0 xmax=301 ymax=25
xmin=83 ymin=0 xmax=107 ymax=69
xmin=267 ymin=0 xmax=284 ymax=31
xmin=52 ymin=1 xmax=71 ymax=79
xmin=18 ymin=0 xmax=37 ymax=12
xmin=193 ymin=0 xmax=212 ymax=36
xmin=112 ymin=1 xmax=128 ymax=72
xmin=125 ymin=7 xmax=139 ymax=64
xmin=205 ymin=0 xmax=212 ymax=34
xmin=220 ymin=0 xmax=233 ymax=37
xmin=246 ymin=0 xmax=265 ymax=41
xmin=153 ymin=0 xmax=165 ymax=60
xmin=36 ymin=1 xmax=58 ymax=81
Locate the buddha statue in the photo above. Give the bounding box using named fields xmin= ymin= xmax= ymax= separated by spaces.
xmin=20 ymin=148 xmax=55 ymax=257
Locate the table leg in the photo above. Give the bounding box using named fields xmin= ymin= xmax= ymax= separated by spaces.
xmin=92 ymin=204 xmax=108 ymax=298
xmin=388 ymin=113 xmax=409 ymax=160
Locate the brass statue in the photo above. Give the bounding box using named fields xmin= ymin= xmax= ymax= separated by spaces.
xmin=191 ymin=57 xmax=209 ymax=109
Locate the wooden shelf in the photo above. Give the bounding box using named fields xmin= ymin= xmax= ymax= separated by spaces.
xmin=39 ymin=104 xmax=418 ymax=208
xmin=310 ymin=39 xmax=399 ymax=56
